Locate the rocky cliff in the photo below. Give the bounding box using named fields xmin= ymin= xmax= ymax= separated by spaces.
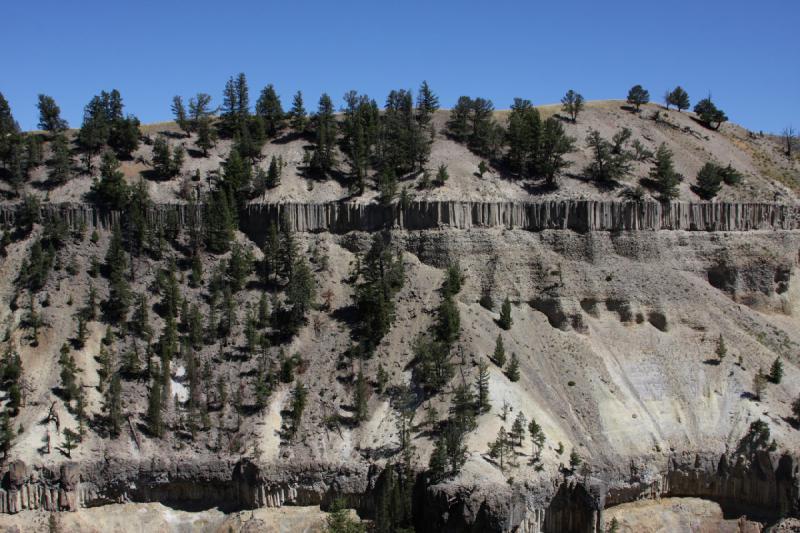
xmin=3 ymin=450 xmax=796 ymax=533
xmin=1 ymin=200 xmax=798 ymax=235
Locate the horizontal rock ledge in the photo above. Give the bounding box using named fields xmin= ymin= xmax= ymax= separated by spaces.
xmin=1 ymin=200 xmax=798 ymax=234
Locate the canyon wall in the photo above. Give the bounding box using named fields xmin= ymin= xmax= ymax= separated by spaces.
xmin=3 ymin=451 xmax=795 ymax=533
xmin=1 ymin=200 xmax=799 ymax=236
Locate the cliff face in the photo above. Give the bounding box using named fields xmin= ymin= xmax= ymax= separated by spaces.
xmin=1 ymin=200 xmax=798 ymax=236
xmin=244 ymin=201 xmax=800 ymax=234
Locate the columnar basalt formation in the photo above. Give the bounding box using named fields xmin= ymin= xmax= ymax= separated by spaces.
xmin=1 ymin=200 xmax=798 ymax=235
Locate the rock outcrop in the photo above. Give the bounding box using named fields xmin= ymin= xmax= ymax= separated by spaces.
xmin=1 ymin=200 xmax=798 ymax=235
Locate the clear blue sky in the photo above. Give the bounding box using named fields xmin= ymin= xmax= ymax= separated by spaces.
xmin=2 ymin=0 xmax=798 ymax=133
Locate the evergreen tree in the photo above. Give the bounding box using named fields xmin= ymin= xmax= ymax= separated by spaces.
xmin=539 ymin=117 xmax=575 ymax=187
xmin=310 ymin=93 xmax=337 ymax=176
xmin=147 ymin=377 xmax=163 ymax=437
xmin=528 ymin=418 xmax=545 ymax=459
xmin=770 ymin=358 xmax=783 ymax=384
xmin=489 ymin=426 xmax=513 ymax=470
xmin=47 ymin=133 xmax=71 ymax=184
xmin=289 ymin=91 xmax=307 ymax=133
xmin=285 ymin=257 xmax=316 ymax=332
xmin=753 ymin=368 xmax=767 ymax=401
xmin=288 ymin=379 xmax=308 ymax=438
xmin=436 ymin=295 xmax=461 ymax=346
xmin=469 ymin=97 xmax=496 ymax=156
xmin=443 ymin=262 xmax=463 ymax=297
xmin=450 ymin=383 xmax=477 ymax=432
xmin=715 ymin=334 xmax=727 ymax=362
xmin=696 ymin=162 xmax=723 ymax=199
xmin=649 ymin=143 xmax=682 ymax=200
xmin=255 ymin=84 xmax=285 ymax=137
xmin=569 ymin=450 xmax=583 ymax=471
xmin=188 ymin=93 xmax=213 ymax=126
xmin=666 ymin=86 xmax=690 ymax=111
xmin=560 ymin=90 xmax=584 ymax=122
xmin=416 ymin=80 xmax=440 ymax=126
xmin=204 ymin=187 xmax=235 ymax=253
xmin=91 ymin=150 xmax=129 ymax=210
xmin=326 ymin=498 xmax=367 ymax=533
xmin=105 ymin=224 xmax=131 ymax=323
xmin=584 ymin=129 xmax=632 ymax=183
xmin=61 ymin=428 xmax=78 ymax=458
xmin=447 ymin=96 xmax=473 ymax=143
xmin=499 ymin=297 xmax=513 ymax=330
xmin=0 ymin=411 xmax=14 ymax=458
xmin=694 ymin=97 xmax=728 ymax=130
xmin=506 ymin=352 xmax=520 ymax=382
xmin=626 ymin=85 xmax=650 ymax=111
xmin=412 ymin=334 xmax=453 ymax=394
xmin=0 ymin=92 xmax=19 ymax=167
xmin=353 ymin=234 xmax=405 ymax=353
xmin=511 ymin=412 xmax=527 ymax=446
xmin=476 ymin=359 xmax=491 ymax=413
xmin=152 ymin=136 xmax=183 ymax=178
xmin=195 ymin=117 xmax=217 ymax=157
xmin=435 ymin=163 xmax=449 ymax=185
xmin=492 ymin=335 xmax=506 ymax=367
xmin=58 ymin=343 xmax=80 ymax=403
xmin=171 ymin=95 xmax=189 ymax=135
xmin=37 ymin=94 xmax=68 ymax=133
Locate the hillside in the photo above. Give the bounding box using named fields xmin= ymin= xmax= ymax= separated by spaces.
xmin=0 ymin=99 xmax=799 ymax=533
xmin=3 ymin=101 xmax=798 ymax=207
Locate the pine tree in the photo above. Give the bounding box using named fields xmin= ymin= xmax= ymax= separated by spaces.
xmin=492 ymin=335 xmax=506 ymax=367
xmin=61 ymin=428 xmax=79 ymax=458
xmin=147 ymin=378 xmax=163 ymax=437
xmin=416 ymin=80 xmax=440 ymax=126
xmin=770 ymin=358 xmax=783 ymax=384
xmin=58 ymin=343 xmax=80 ymax=403
xmin=715 ymin=334 xmax=727 ymax=362
xmin=499 ymin=297 xmax=513 ymax=330
xmin=204 ymin=188 xmax=235 ymax=254
xmin=37 ymin=94 xmax=68 ymax=133
xmin=569 ymin=449 xmax=583 ymax=471
xmin=626 ymin=85 xmax=650 ymax=111
xmin=753 ymin=368 xmax=767 ymax=401
xmin=195 ymin=117 xmax=216 ymax=157
xmin=694 ymin=97 xmax=728 ymax=130
xmin=436 ymin=295 xmax=461 ymax=346
xmin=696 ymin=162 xmax=723 ymax=199
xmin=666 ymin=86 xmax=690 ymax=112
xmin=506 ymin=352 xmax=520 ymax=382
xmin=266 ymin=155 xmax=281 ymax=188
xmin=288 ymin=379 xmax=308 ymax=438
xmin=289 ymin=91 xmax=307 ymax=133
xmin=476 ymin=359 xmax=491 ymax=413
xmin=171 ymin=95 xmax=189 ymax=135
xmin=528 ymin=418 xmax=545 ymax=459
xmin=447 ymin=96 xmax=473 ymax=143
xmin=649 ymin=144 xmax=682 ymax=200
xmin=511 ymin=412 xmax=527 ymax=446
xmin=428 ymin=433 xmax=449 ymax=481
xmin=310 ymin=93 xmax=337 ymax=176
xmin=435 ymin=163 xmax=449 ymax=185
xmin=256 ymin=84 xmax=285 ymax=137
xmin=91 ymin=150 xmax=129 ymax=210
xmin=0 ymin=411 xmax=14 ymax=458
xmin=47 ymin=133 xmax=71 ymax=184
xmin=489 ymin=426 xmax=512 ymax=470
xmin=561 ymin=90 xmax=585 ymax=122
xmin=285 ymin=258 xmax=316 ymax=332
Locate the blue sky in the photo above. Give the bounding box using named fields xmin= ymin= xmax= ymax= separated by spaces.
xmin=1 ymin=0 xmax=798 ymax=133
